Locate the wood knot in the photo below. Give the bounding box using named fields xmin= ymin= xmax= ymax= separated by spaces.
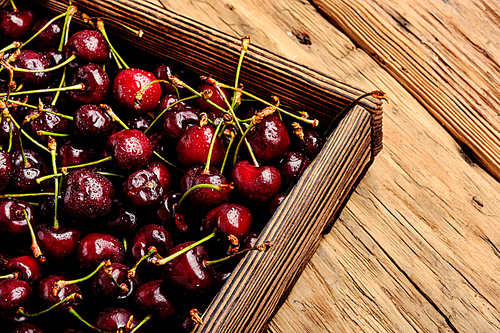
xmin=292 ymin=29 xmax=312 ymax=45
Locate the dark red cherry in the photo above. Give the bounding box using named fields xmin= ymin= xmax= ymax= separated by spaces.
xmin=68 ymin=63 xmax=110 ymax=104
xmin=0 ymin=279 xmax=33 ymax=322
xmin=0 ymin=151 xmax=12 ymax=191
xmin=162 ymin=242 xmax=218 ymax=295
xmin=269 ymin=194 xmax=287 ymax=216
xmin=38 ymin=275 xmax=81 ymax=314
xmin=113 ymin=68 xmax=161 ymax=113
xmin=180 ymin=165 xmax=231 ymax=212
xmin=74 ymin=104 xmax=115 ymax=143
xmin=125 ymin=114 xmax=153 ymax=132
xmin=153 ymin=61 xmax=199 ymax=97
xmin=134 ymin=280 xmax=175 ymax=319
xmin=63 ymin=169 xmax=114 ymax=223
xmin=106 ymin=129 xmax=153 ymax=172
xmin=35 ymin=224 xmax=81 ymax=261
xmin=131 ymin=224 xmax=173 ymax=265
xmin=148 ymin=132 xmax=170 ymax=158
xmin=107 ymin=199 xmax=140 ymax=236
xmin=0 ymin=198 xmax=35 ymax=235
xmin=147 ymin=162 xmax=171 ymax=192
xmin=5 ymin=256 xmax=42 ymax=284
xmin=294 ymin=128 xmax=324 ymax=158
xmin=95 ymin=308 xmax=143 ymax=333
xmin=123 ymin=169 xmax=163 ymax=208
xmin=64 ymin=30 xmax=110 ymax=64
xmin=31 ymin=17 xmax=63 ymax=49
xmin=195 ymin=81 xmax=230 ymax=113
xmin=91 ymin=262 xmax=139 ymax=302
xmin=10 ymin=323 xmax=45 ymax=333
xmin=0 ymin=116 xmax=20 ymax=151
xmin=278 ymin=151 xmax=310 ymax=185
xmin=23 ymin=107 xmax=69 ymax=145
xmin=10 ymin=149 xmax=49 ymax=193
xmin=58 ymin=139 xmax=97 ymax=167
xmin=242 ymin=231 xmax=260 ymax=250
xmin=11 ymin=50 xmax=55 ymax=89
xmin=0 ymin=7 xmax=35 ymax=41
xmin=176 ymin=124 xmax=225 ymax=167
xmin=161 ymin=104 xmax=200 ymax=144
xmin=231 ymin=160 xmax=281 ymax=203
xmin=77 ymin=233 xmax=125 ymax=270
xmin=246 ymin=114 xmax=290 ymax=163
xmin=202 ymin=203 xmax=252 ymax=242
xmin=155 ymin=192 xmax=184 ymax=229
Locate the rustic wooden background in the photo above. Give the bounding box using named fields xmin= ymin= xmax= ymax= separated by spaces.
xmin=154 ymin=0 xmax=499 ymax=331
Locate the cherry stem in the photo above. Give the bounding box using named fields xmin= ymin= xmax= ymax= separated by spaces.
xmin=7 ymin=99 xmax=73 ymax=120
xmin=36 ymin=173 xmax=62 ymax=184
xmin=10 ymin=0 xmax=17 ymax=12
xmin=37 ymin=130 xmax=70 ymax=137
xmin=0 ymin=272 xmax=19 ymax=280
xmin=143 ymin=94 xmax=197 ymax=135
xmin=232 ymin=36 xmax=250 ymax=109
xmin=96 ymin=171 xmax=125 ymax=178
xmin=24 ymin=209 xmax=46 ymax=262
xmin=12 ymin=54 xmax=76 ymax=73
xmin=83 ymin=15 xmax=144 ymax=37
xmin=0 ymin=192 xmax=55 ymax=198
xmin=154 ymin=230 xmax=217 ymax=266
xmin=105 ymin=266 xmax=128 ymax=294
xmin=130 ymin=314 xmax=153 ymax=333
xmin=202 ymin=121 xmax=223 ymax=174
xmin=59 ymin=156 xmax=113 ymax=171
xmin=58 ymin=2 xmax=75 ymax=52
xmin=0 ymin=83 xmax=84 ymax=97
xmin=17 ymin=293 xmax=82 ymax=318
xmin=48 ymin=137 xmax=59 ymax=229
xmin=10 ymin=115 xmax=50 ymax=153
xmin=0 ymin=41 xmax=21 ymax=54
xmin=176 ymin=183 xmax=233 ymax=211
xmin=51 ymin=67 xmax=67 ymax=106
xmin=232 ymin=122 xmax=254 ymax=167
xmin=100 ymin=104 xmax=129 ymax=129
xmin=153 ymin=151 xmax=185 ymax=173
xmin=190 ymin=309 xmax=203 ymax=325
xmin=53 ymin=260 xmax=108 ymax=297
xmin=17 ymin=11 xmax=69 ymax=52
xmin=204 ymin=241 xmax=273 ymax=267
xmin=127 ymin=246 xmax=157 ymax=279
xmin=68 ymin=307 xmax=110 ymax=333
xmin=220 ymin=131 xmax=235 ymax=174
xmin=135 ymin=79 xmax=179 ymax=111
xmin=96 ymin=18 xmax=129 ymax=69
xmin=219 ymin=83 xmax=319 ymax=127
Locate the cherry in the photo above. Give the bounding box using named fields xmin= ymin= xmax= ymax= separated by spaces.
xmin=31 ymin=17 xmax=63 ymax=49
xmin=35 ymin=223 xmax=81 ymax=261
xmin=106 ymin=129 xmax=153 ymax=172
xmin=37 ymin=275 xmax=81 ymax=314
xmin=91 ymin=262 xmax=139 ymax=302
xmin=162 ymin=242 xmax=218 ymax=295
xmin=77 ymin=233 xmax=125 ymax=270
xmin=176 ymin=124 xmax=226 ymax=167
xmin=95 ymin=308 xmax=143 ymax=333
xmin=125 ymin=114 xmax=153 ymax=132
xmin=180 ymin=165 xmax=231 ymax=212
xmin=0 ymin=198 xmax=35 ymax=235
xmin=231 ymin=160 xmax=281 ymax=204
xmin=134 ymin=279 xmax=175 ymax=319
xmin=68 ymin=63 xmax=110 ymax=105
xmin=242 ymin=231 xmax=260 ymax=250
xmin=5 ymin=255 xmax=42 ymax=284
xmin=10 ymin=149 xmax=49 ymax=193
xmin=131 ymin=224 xmax=173 ymax=266
xmin=269 ymin=194 xmax=287 ymax=216
xmin=11 ymin=50 xmax=55 ymax=89
xmin=147 ymin=162 xmax=171 ymax=192
xmin=148 ymin=132 xmax=170 ymax=157
xmin=161 ymin=103 xmax=200 ymax=144
xmin=74 ymin=104 xmax=115 ymax=143
xmin=293 ymin=128 xmax=324 ymax=158
xmin=0 ymin=279 xmax=33 ymax=322
xmin=10 ymin=323 xmax=45 ymax=333
xmin=123 ymin=168 xmax=164 ymax=208
xmin=57 ymin=139 xmax=97 ymax=167
xmin=0 ymin=117 xmax=20 ymax=151
xmin=278 ymin=151 xmax=310 ymax=185
xmin=63 ymin=169 xmax=114 ymax=223
xmin=0 ymin=150 xmax=12 ymax=191
xmin=246 ymin=113 xmax=290 ymax=163
xmin=0 ymin=7 xmax=35 ymax=41
xmin=23 ymin=107 xmax=69 ymax=145
xmin=195 ymin=80 xmax=230 ymax=113
xmin=155 ymin=192 xmax=189 ymax=234
xmin=153 ymin=61 xmax=199 ymax=97
xmin=64 ymin=30 xmax=110 ymax=64
xmin=202 ymin=203 xmax=252 ymax=242
xmin=112 ymin=68 xmax=161 ymax=113
xmin=107 ymin=199 xmax=140 ymax=236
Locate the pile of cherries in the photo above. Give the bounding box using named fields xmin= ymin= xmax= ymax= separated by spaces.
xmin=0 ymin=1 xmax=326 ymax=332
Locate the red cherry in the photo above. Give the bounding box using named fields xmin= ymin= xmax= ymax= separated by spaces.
xmin=113 ymin=68 xmax=161 ymax=113
xmin=106 ymin=129 xmax=153 ymax=172
xmin=0 ymin=151 xmax=12 ymax=191
xmin=123 ymin=169 xmax=164 ymax=208
xmin=246 ymin=113 xmax=290 ymax=163
xmin=0 ymin=198 xmax=35 ymax=235
xmin=64 ymin=30 xmax=110 ymax=64
xmin=5 ymin=256 xmax=42 ymax=285
xmin=37 ymin=275 xmax=81 ymax=314
xmin=95 ymin=308 xmax=143 ymax=333
xmin=195 ymin=81 xmax=230 ymax=113
xmin=0 ymin=7 xmax=35 ymax=41
xmin=77 ymin=233 xmax=125 ymax=270
xmin=176 ymin=124 xmax=226 ymax=167
xmin=10 ymin=323 xmax=44 ymax=333
xmin=91 ymin=262 xmax=139 ymax=302
xmin=68 ymin=63 xmax=110 ymax=104
xmin=35 ymin=224 xmax=81 ymax=261
xmin=134 ymin=280 xmax=175 ymax=319
xmin=131 ymin=224 xmax=173 ymax=265
xmin=203 ymin=203 xmax=252 ymax=242
xmin=231 ymin=160 xmax=281 ymax=203
xmin=0 ymin=279 xmax=33 ymax=322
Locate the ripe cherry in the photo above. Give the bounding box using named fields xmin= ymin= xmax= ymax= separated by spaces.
xmin=95 ymin=308 xmax=144 ymax=333
xmin=231 ymin=160 xmax=281 ymax=204
xmin=106 ymin=129 xmax=153 ymax=172
xmin=68 ymin=63 xmax=110 ymax=105
xmin=5 ymin=255 xmax=42 ymax=285
xmin=64 ymin=30 xmax=110 ymax=64
xmin=134 ymin=279 xmax=175 ymax=319
xmin=195 ymin=80 xmax=229 ymax=113
xmin=278 ymin=151 xmax=310 ymax=186
xmin=10 ymin=323 xmax=45 ymax=333
xmin=23 ymin=107 xmax=69 ymax=145
xmin=74 ymin=104 xmax=115 ymax=143
xmin=0 ymin=279 xmax=33 ymax=322
xmin=31 ymin=17 xmax=63 ymax=49
xmin=161 ymin=103 xmax=200 ymax=144
xmin=176 ymin=124 xmax=225 ymax=167
xmin=0 ymin=7 xmax=35 ymax=41
xmin=10 ymin=149 xmax=49 ymax=193
xmin=123 ymin=169 xmax=164 ymax=208
xmin=0 ymin=151 xmax=12 ymax=191
xmin=0 ymin=198 xmax=35 ymax=236
xmin=57 ymin=139 xmax=98 ymax=167
xmin=11 ymin=50 xmax=55 ymax=89
xmin=37 ymin=275 xmax=82 ymax=314
xmin=246 ymin=113 xmax=290 ymax=163
xmin=35 ymin=223 xmax=81 ymax=261
xmin=131 ymin=224 xmax=173 ymax=267
xmin=113 ymin=68 xmax=161 ymax=113
xmin=77 ymin=233 xmax=125 ymax=270
xmin=91 ymin=262 xmax=139 ymax=303
xmin=202 ymin=203 xmax=252 ymax=242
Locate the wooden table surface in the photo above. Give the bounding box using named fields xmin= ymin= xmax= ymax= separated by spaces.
xmin=149 ymin=0 xmax=500 ymax=331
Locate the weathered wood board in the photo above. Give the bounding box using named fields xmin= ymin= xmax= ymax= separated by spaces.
xmin=150 ymin=0 xmax=500 ymax=332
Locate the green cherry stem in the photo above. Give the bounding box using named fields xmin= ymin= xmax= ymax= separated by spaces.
xmin=0 ymin=192 xmax=55 ymax=198
xmin=96 ymin=18 xmax=129 ymax=69
xmin=10 ymin=115 xmax=50 ymax=153
xmin=232 ymin=36 xmax=250 ymax=109
xmin=130 ymin=314 xmax=153 ymax=333
xmin=202 ymin=121 xmax=223 ymax=174
xmin=58 ymin=156 xmax=113 ymax=171
xmin=153 ymin=230 xmax=217 ymax=266
xmin=17 ymin=11 xmax=70 ymax=52
xmin=17 ymin=293 xmax=82 ymax=318
xmin=0 ymin=272 xmax=19 ymax=280
xmin=232 ymin=122 xmax=254 ymax=167
xmin=36 ymin=173 xmax=62 ymax=184
xmin=153 ymin=151 xmax=185 ymax=173
xmin=7 ymin=99 xmax=73 ymax=120
xmin=51 ymin=67 xmax=67 ymax=106
xmin=105 ymin=265 xmax=128 ymax=293
xmin=10 ymin=0 xmax=17 ymax=12
xmin=176 ymin=183 xmax=234 ymax=211
xmin=52 ymin=261 xmax=109 ymax=297
xmin=12 ymin=55 xmax=76 ymax=73
xmin=37 ymin=131 xmax=70 ymax=137
xmin=219 ymin=130 xmax=235 ymax=174
xmin=96 ymin=171 xmax=125 ymax=178
xmin=135 ymin=79 xmax=180 ymax=111
xmin=48 ymin=137 xmax=59 ymax=229
xmin=143 ymin=94 xmax=197 ymax=135
xmin=0 ymin=41 xmax=21 ymax=54
xmin=24 ymin=209 xmax=45 ymax=263
xmin=68 ymin=307 xmax=110 ymax=333
xmin=127 ymin=246 xmax=157 ymax=278
xmin=100 ymin=104 xmax=129 ymax=130
xmin=0 ymin=83 xmax=85 ymax=97
xmin=204 ymin=240 xmax=273 ymax=267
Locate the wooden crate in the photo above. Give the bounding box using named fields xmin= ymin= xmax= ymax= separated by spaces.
xmin=1 ymin=0 xmax=384 ymax=331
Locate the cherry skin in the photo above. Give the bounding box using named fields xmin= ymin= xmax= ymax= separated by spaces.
xmin=91 ymin=262 xmax=139 ymax=303
xmin=0 ymin=7 xmax=35 ymax=41
xmin=162 ymin=242 xmax=218 ymax=295
xmin=147 ymin=162 xmax=171 ymax=193
xmin=23 ymin=107 xmax=69 ymax=145
xmin=5 ymin=256 xmax=42 ymax=285
xmin=37 ymin=275 xmax=82 ymax=314
xmin=247 ymin=113 xmax=290 ymax=163
xmin=63 ymin=169 xmax=114 ymax=223
xmin=10 ymin=149 xmax=49 ymax=193
xmin=11 ymin=50 xmax=55 ymax=89
xmin=113 ymin=68 xmax=162 ymax=113
xmin=202 ymin=203 xmax=252 ymax=242
xmin=68 ymin=63 xmax=110 ymax=104
xmin=153 ymin=61 xmax=199 ymax=97
xmin=106 ymin=129 xmax=153 ymax=172
xmin=161 ymin=103 xmax=200 ymax=144
xmin=0 ymin=198 xmax=35 ymax=236
xmin=134 ymin=279 xmax=175 ymax=319
xmin=77 ymin=233 xmax=125 ymax=270
xmin=125 ymin=114 xmax=153 ymax=132
xmin=123 ymin=168 xmax=164 ymax=208
xmin=278 ymin=151 xmax=311 ymax=186
xmin=231 ymin=160 xmax=281 ymax=204
xmin=95 ymin=308 xmax=143 ymax=333
xmin=294 ymin=128 xmax=324 ymax=158
xmin=107 ymin=199 xmax=140 ymax=236
xmin=31 ymin=17 xmax=63 ymax=49
xmin=0 ymin=151 xmax=12 ymax=191
xmin=74 ymin=104 xmax=115 ymax=143
xmin=195 ymin=81 xmax=230 ymax=114
xmin=269 ymin=194 xmax=287 ymax=216
xmin=180 ymin=165 xmax=231 ymax=212
xmin=130 ymin=224 xmax=173 ymax=266
xmin=35 ymin=224 xmax=81 ymax=261
xmin=64 ymin=30 xmax=110 ymax=64
xmin=57 ymin=139 xmax=98 ymax=167
xmin=0 ymin=279 xmax=33 ymax=322
xmin=10 ymin=323 xmax=45 ymax=333
xmin=176 ymin=124 xmax=226 ymax=167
